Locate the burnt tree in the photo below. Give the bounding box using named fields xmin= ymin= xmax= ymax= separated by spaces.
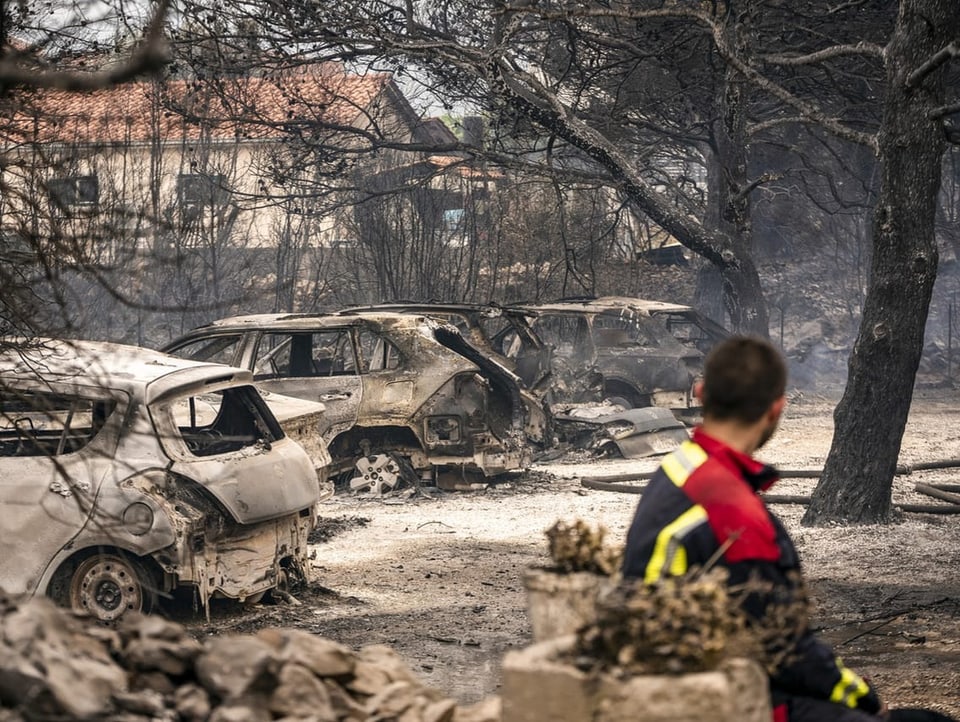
xmin=803 ymin=0 xmax=960 ymax=524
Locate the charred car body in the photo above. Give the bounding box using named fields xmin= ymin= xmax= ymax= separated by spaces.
xmin=344 ymin=299 xmax=729 ymax=458
xmin=0 ymin=340 xmax=322 ymax=622
xmin=507 ymin=297 xmax=729 ymax=413
xmin=163 ymin=312 xmax=538 ymax=492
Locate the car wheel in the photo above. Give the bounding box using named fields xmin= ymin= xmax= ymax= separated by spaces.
xmin=68 ymin=553 xmax=156 ymax=623
xmin=348 ymin=452 xmax=418 ymax=495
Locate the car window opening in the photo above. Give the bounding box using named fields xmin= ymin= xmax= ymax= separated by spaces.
xmin=0 ymin=392 xmax=116 ymax=457
xmin=174 ymin=386 xmax=282 ymax=457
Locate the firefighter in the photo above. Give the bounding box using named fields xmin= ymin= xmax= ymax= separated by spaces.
xmin=621 ymin=335 xmax=955 ymax=722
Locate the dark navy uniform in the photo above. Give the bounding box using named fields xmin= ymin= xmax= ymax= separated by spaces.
xmin=622 ymin=428 xmax=883 ymax=722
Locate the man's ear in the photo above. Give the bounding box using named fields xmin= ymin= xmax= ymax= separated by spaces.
xmin=694 ymin=380 xmax=705 ymax=403
xmin=769 ymin=395 xmax=786 ymax=421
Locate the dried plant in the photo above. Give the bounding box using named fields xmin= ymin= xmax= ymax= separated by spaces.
xmin=545 ymin=519 xmax=622 ymax=576
xmin=574 ymin=568 xmax=749 ymax=675
xmin=572 ymin=567 xmax=809 ymax=677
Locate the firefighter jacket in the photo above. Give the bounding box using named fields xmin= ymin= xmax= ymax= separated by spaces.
xmin=621 ymin=428 xmax=882 ymax=720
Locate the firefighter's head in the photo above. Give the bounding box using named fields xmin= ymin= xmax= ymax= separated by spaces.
xmin=695 ymin=335 xmax=787 ymax=451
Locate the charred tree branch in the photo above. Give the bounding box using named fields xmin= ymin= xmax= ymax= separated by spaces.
xmin=906 ymin=40 xmax=960 ymax=88
xmin=0 ymin=0 xmax=171 ymax=90
xmin=758 ymin=41 xmax=885 ymax=65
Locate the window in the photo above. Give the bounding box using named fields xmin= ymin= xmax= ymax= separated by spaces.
xmin=443 ymin=208 xmax=464 ymax=232
xmin=167 ymin=386 xmax=282 ymax=458
xmin=357 ymin=330 xmax=402 ymax=372
xmin=48 ymin=175 xmax=99 ymax=213
xmin=0 ymin=391 xmax=115 ymax=457
xmin=253 ymin=331 xmax=357 ymax=379
xmin=166 ymin=335 xmax=243 ymax=366
xmin=531 ymin=315 xmax=590 ymax=358
xmin=177 ymin=173 xmax=231 ymax=208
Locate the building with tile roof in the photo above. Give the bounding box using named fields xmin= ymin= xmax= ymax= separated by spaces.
xmin=0 ymin=61 xmax=463 ymax=245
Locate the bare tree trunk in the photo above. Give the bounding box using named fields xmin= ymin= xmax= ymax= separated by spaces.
xmin=803 ymin=0 xmax=958 ymax=525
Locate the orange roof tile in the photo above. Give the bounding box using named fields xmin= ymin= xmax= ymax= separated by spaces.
xmin=8 ymin=63 xmax=393 ymax=144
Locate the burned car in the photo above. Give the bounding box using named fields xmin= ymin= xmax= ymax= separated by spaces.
xmin=507 ymin=296 xmax=729 ymax=413
xmin=343 ymin=299 xmax=727 ymax=458
xmin=162 ymin=312 xmax=537 ymax=492
xmin=343 ymin=302 xmax=554 ymax=397
xmin=0 ymin=339 xmax=322 ymax=622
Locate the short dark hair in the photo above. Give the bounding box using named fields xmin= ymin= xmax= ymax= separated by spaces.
xmin=701 ymin=336 xmax=787 ymax=423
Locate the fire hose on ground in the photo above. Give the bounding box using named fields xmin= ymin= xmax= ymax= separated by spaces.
xmin=580 ymin=460 xmax=960 ymax=514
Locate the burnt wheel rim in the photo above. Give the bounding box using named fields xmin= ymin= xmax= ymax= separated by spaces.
xmin=349 ymin=453 xmax=403 ymax=495
xmin=70 ymin=556 xmax=143 ymax=622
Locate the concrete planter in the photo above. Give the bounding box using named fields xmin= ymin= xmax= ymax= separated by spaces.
xmin=501 ymin=635 xmax=771 ymax=722
xmin=523 ymin=568 xmax=613 ymax=642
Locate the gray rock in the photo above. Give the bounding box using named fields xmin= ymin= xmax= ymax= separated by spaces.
xmin=113 ymin=689 xmax=168 ymax=717
xmin=424 ymin=699 xmax=458 ymax=722
xmin=195 ymin=636 xmax=279 ymax=700
xmin=323 ymin=679 xmax=367 ymax=721
xmin=208 ymin=701 xmax=273 ymax=722
xmin=453 ymin=696 xmax=502 ymax=722
xmin=258 ymin=628 xmax=356 ymax=678
xmin=1 ymin=599 xmax=127 ymax=718
xmin=365 ymin=680 xmax=417 ymax=717
xmin=124 ymin=637 xmax=202 ymax=676
xmin=267 ymin=663 xmax=336 ymax=720
xmin=174 ymin=683 xmax=211 ymax=721
xmin=130 ymin=670 xmax=176 ymax=695
xmin=344 ymin=659 xmax=392 ymax=696
xmin=358 ymin=645 xmax=420 ymax=684
xmin=0 ymin=643 xmax=46 ymax=707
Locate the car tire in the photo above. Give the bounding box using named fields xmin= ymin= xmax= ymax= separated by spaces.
xmin=68 ymin=552 xmax=156 ymax=623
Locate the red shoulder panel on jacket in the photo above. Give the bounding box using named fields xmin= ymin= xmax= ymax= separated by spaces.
xmin=683 ymin=459 xmax=780 ymax=563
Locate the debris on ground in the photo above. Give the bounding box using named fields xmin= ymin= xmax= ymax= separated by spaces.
xmin=308 ymin=516 xmax=372 ymax=544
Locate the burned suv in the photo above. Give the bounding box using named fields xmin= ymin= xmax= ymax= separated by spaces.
xmin=163 ymin=312 xmax=539 ymax=492
xmin=0 ymin=339 xmax=321 ymax=622
xmin=507 ymin=297 xmax=729 ymax=413
xmin=341 ymin=300 xmax=724 ymax=457
xmin=344 ymin=298 xmax=727 ymax=413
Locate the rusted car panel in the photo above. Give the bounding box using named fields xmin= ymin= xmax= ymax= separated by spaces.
xmin=260 ymin=390 xmax=335 ymax=500
xmin=0 ymin=339 xmax=320 ymax=621
xmin=341 ymin=304 xmax=552 ymax=447
xmin=344 ymin=303 xmax=553 ymax=394
xmin=162 ymin=312 xmax=534 ymax=490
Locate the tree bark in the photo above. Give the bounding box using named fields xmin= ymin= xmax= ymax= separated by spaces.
xmin=710 ymin=0 xmax=766 ymax=335
xmin=802 ymin=0 xmax=958 ymax=525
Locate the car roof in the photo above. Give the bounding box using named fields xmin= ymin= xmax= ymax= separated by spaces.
xmin=179 ymin=311 xmax=437 ymax=334
xmin=343 ymin=302 xmax=518 ymax=317
xmin=512 ymin=296 xmax=695 ymax=315
xmin=0 ymin=338 xmax=253 ymax=405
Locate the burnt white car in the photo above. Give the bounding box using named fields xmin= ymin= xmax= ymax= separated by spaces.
xmin=163 ymin=312 xmax=541 ymax=492
xmin=0 ymin=339 xmax=322 ymax=622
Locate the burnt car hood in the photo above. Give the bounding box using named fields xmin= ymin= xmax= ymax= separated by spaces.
xmin=552 ymin=404 xmax=690 ymax=458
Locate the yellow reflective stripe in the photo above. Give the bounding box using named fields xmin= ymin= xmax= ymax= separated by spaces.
xmin=829 ymin=662 xmax=871 ymax=708
xmin=661 ymin=440 xmax=708 ymax=487
xmin=643 ymin=504 xmax=708 ymax=585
